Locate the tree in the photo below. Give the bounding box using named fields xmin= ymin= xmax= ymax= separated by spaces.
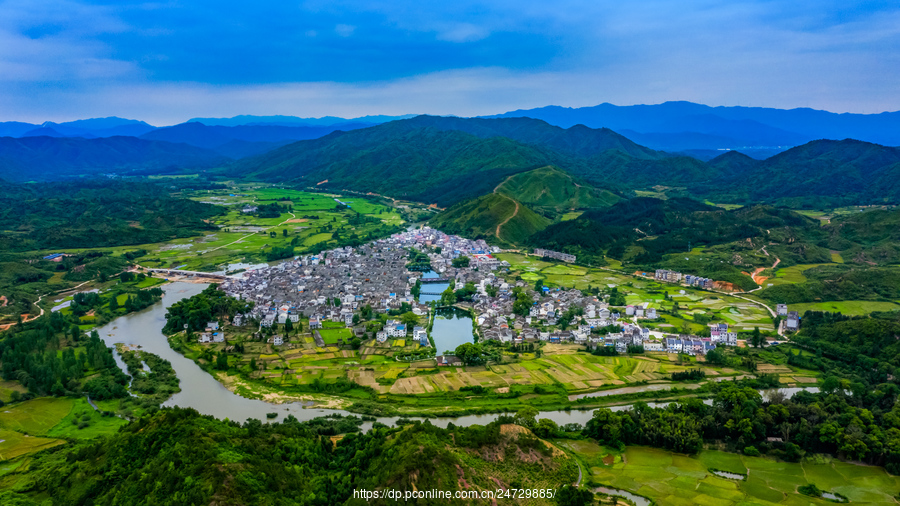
xmin=108 ymin=295 xmax=119 ymax=312
xmin=750 ymin=327 xmax=764 ymax=348
xmin=400 ymin=311 xmax=419 ymax=328
xmin=705 ymin=347 xmax=728 ymax=365
xmin=512 ymin=290 xmax=533 ymax=317
xmin=454 ymin=343 xmax=483 ymax=365
xmin=282 ymin=229 xmax=288 ymax=237
xmin=514 ymin=407 xmax=538 ymax=428
xmin=451 ymin=256 xmax=470 ymax=268
xmin=216 ymin=353 xmax=229 ymax=370
xmin=285 ymin=318 xmax=294 ymax=334
xmin=249 ymin=357 xmax=257 ymax=371
xmin=440 ymin=286 xmax=456 ymax=306
xmin=555 ymin=485 xmax=593 ymax=506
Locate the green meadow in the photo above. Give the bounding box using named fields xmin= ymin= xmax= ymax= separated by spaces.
xmin=571 ymin=441 xmax=900 ymax=505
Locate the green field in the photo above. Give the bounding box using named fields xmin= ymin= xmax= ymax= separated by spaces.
xmin=0 ymin=397 xmax=126 ymax=462
xmin=40 ymin=185 xmax=418 ymax=276
xmin=318 ymin=328 xmax=353 ymax=344
xmin=0 ymin=397 xmax=75 ymax=434
xmin=0 ymin=428 xmax=65 ymax=461
xmin=791 ymin=300 xmax=900 ymax=316
xmin=580 ymin=443 xmax=900 ymax=505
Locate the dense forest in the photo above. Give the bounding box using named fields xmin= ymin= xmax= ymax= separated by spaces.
xmin=2 ymin=408 xmax=577 ymax=505
xmin=758 ymin=265 xmax=900 ymax=303
xmin=0 ymin=312 xmax=129 ymax=400
xmin=0 ymin=180 xmax=223 ymax=251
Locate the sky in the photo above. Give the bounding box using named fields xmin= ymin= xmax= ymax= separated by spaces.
xmin=0 ymin=0 xmax=898 ymax=125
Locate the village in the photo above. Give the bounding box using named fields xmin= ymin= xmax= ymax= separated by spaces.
xmin=214 ymin=226 xmax=767 ymax=366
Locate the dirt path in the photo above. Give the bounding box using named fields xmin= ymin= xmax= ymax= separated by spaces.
xmin=0 ymin=279 xmax=100 ymax=330
xmin=750 ymin=255 xmax=781 ymax=285
xmin=495 ymin=196 xmax=519 ymax=242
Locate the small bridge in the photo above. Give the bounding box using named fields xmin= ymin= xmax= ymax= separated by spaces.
xmin=420 ymin=278 xmax=449 ymax=283
xmin=148 ymin=268 xmax=227 ymax=280
xmin=419 ymin=291 xmax=444 ymax=296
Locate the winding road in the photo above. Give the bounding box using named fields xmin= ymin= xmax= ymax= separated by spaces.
xmin=495 ymin=196 xmax=519 ymax=242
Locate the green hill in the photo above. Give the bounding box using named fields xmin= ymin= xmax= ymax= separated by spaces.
xmin=429 ymin=193 xmax=551 ymax=246
xmin=227 ymin=125 xmax=561 ymax=207
xmin=702 ymin=139 xmax=900 ymax=205
xmin=494 ymin=166 xmax=620 ymax=215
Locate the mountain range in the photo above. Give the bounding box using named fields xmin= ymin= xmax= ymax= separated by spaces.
xmin=485 ymin=101 xmax=900 ymax=153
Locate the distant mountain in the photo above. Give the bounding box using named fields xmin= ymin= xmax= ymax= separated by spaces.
xmin=187 ymin=113 xmax=417 ymax=127
xmin=138 ymin=122 xmax=370 ymax=157
xmin=22 ymin=127 xmax=67 ymax=138
xmin=707 ymin=150 xmax=762 ymax=175
xmin=485 ymin=101 xmax=900 ymax=149
xmin=0 ymin=121 xmax=40 ymax=137
xmin=0 ymin=136 xmax=228 ymax=181
xmin=494 ymin=166 xmax=620 ymax=215
xmin=429 ymin=193 xmax=551 ymax=246
xmin=0 ymin=117 xmax=157 ymax=139
xmin=396 ymin=115 xmax=663 ymax=159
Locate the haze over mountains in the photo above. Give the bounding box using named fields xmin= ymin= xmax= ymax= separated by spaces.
xmin=485 ymin=101 xmax=900 ymax=155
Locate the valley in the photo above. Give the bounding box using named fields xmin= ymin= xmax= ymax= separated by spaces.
xmin=1 ymin=113 xmax=900 ymax=505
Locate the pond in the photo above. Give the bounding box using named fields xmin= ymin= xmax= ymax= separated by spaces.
xmin=416 ymin=270 xmax=449 ymax=303
xmin=430 ymin=307 xmax=476 ymax=355
xmin=594 ymin=486 xmax=651 ymax=506
xmin=711 ymin=470 xmax=745 ymax=480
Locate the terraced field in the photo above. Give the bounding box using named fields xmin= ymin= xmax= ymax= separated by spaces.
xmin=497 ymin=252 xmax=775 ymax=331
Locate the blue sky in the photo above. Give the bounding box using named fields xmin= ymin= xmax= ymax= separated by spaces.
xmin=0 ymin=0 xmax=898 ymax=124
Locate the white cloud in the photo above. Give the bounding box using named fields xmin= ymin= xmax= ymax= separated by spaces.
xmin=435 ymin=23 xmax=489 ymax=42
xmin=335 ymin=24 xmax=355 ymax=37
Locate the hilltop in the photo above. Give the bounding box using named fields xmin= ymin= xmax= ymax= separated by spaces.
xmin=429 ymin=193 xmax=551 ymax=246
xmin=494 ymin=166 xmax=620 ymax=216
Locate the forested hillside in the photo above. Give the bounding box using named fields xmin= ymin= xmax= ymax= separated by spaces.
xmin=1 ymin=409 xmax=577 ymax=505
xmin=0 ymin=180 xmax=223 ymax=251
xmin=0 ymin=136 xmax=228 ymax=181
xmin=699 ymin=139 xmax=900 ymax=205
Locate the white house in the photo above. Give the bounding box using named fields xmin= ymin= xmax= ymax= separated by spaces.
xmin=413 ymin=326 xmax=428 ymax=346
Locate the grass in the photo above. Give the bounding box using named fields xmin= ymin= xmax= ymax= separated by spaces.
xmin=790 ymin=300 xmax=900 ymax=316
xmin=46 ymin=398 xmax=128 ymax=439
xmin=586 ymin=445 xmax=900 ymax=505
xmin=0 ymin=397 xmax=74 ymax=435
xmin=0 ymin=428 xmax=65 ymax=461
xmin=318 ymin=328 xmax=352 ymax=344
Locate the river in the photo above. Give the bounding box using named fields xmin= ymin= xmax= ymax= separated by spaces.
xmin=95 ymin=282 xmax=818 ymax=429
